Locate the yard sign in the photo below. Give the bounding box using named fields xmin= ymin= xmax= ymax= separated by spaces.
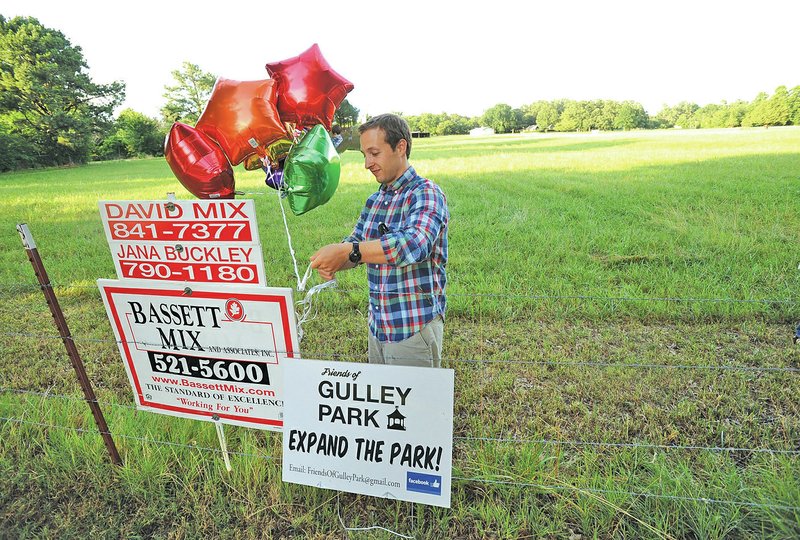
xmin=98 ymin=279 xmax=299 ymax=430
xmin=282 ymin=359 xmax=454 ymax=508
xmin=98 ymin=200 xmax=266 ymax=285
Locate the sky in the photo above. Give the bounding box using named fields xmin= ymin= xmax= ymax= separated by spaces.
xmin=3 ymin=0 xmax=799 ymax=119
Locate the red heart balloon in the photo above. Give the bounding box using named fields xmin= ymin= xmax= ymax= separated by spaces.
xmin=164 ymin=122 xmax=235 ymax=199
xmin=195 ymin=78 xmax=286 ymax=165
xmin=265 ymin=44 xmax=354 ymax=129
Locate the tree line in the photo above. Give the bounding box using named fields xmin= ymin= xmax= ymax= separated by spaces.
xmin=404 ymin=89 xmax=800 ymax=135
xmin=2 ymin=15 xmax=799 ymax=172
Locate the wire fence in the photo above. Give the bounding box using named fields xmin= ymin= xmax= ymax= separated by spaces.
xmin=1 ymin=280 xmax=797 ymax=306
xmin=2 ymin=332 xmax=799 ymax=374
xmin=3 ymin=386 xmax=799 ymax=457
xmin=1 ymin=276 xmax=798 ymax=532
xmin=2 ymin=414 xmax=798 ymax=514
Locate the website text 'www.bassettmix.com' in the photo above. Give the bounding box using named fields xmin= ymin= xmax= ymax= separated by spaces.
xmin=289 ymin=464 xmax=401 ymax=488
xmin=151 ymin=376 xmax=276 ymax=396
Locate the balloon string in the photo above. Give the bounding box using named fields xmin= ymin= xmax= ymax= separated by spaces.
xmin=274 ymin=186 xmax=337 ymax=341
xmin=276 ymin=187 xmax=306 ymax=291
xmin=295 ymin=278 xmax=337 ymax=343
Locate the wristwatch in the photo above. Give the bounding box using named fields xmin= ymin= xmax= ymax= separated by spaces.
xmin=348 ymin=242 xmax=362 ymax=264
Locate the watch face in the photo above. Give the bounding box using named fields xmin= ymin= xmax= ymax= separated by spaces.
xmin=349 ymin=243 xmax=361 ymax=263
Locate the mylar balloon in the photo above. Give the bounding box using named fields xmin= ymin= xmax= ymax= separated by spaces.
xmin=265 ymin=44 xmax=354 ymax=129
xmin=164 ymin=122 xmax=235 ymax=199
xmin=282 ymin=124 xmax=340 ymax=215
xmin=265 ymin=138 xmax=294 ymax=169
xmin=243 ymin=154 xmax=265 ymax=171
xmin=195 ymin=78 xmax=286 ymax=165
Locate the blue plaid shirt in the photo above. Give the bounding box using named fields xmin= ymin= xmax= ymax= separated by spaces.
xmin=344 ymin=166 xmax=448 ymax=342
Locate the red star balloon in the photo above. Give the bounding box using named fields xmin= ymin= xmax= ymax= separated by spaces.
xmin=164 ymin=122 xmax=235 ymax=199
xmin=195 ymin=78 xmax=286 ymax=165
xmin=265 ymin=44 xmax=354 ymax=129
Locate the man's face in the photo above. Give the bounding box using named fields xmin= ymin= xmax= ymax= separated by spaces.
xmin=360 ymin=127 xmax=407 ymax=185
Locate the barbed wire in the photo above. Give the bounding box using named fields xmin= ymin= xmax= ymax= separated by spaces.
xmin=2 ymin=388 xmax=798 ymax=457
xmin=0 ymin=387 xmax=138 ymax=410
xmin=2 ymin=333 xmax=798 ymax=374
xmin=455 ymin=436 xmax=800 ymax=456
xmin=2 ymin=415 xmax=798 ymax=514
xmin=449 ymin=476 xmax=800 ymax=513
xmin=0 ymin=280 xmax=796 ymax=306
xmin=0 ymin=415 xmax=276 ymax=461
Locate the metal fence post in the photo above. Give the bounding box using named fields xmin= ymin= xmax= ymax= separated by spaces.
xmin=16 ymin=223 xmax=123 ymax=466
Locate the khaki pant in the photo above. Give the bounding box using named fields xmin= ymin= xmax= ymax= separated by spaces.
xmin=368 ymin=316 xmax=444 ymax=368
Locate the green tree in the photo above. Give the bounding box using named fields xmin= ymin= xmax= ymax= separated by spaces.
xmin=555 ymin=101 xmax=584 ymax=131
xmin=0 ymin=15 xmax=125 ymax=169
xmin=742 ymin=92 xmax=769 ymax=127
xmin=655 ymin=102 xmax=699 ymax=128
xmin=535 ymin=102 xmax=559 ymax=131
xmin=695 ymin=103 xmax=724 ymax=128
xmin=593 ymin=100 xmax=615 ymax=131
xmin=723 ymin=101 xmax=749 ymax=127
xmin=763 ymin=86 xmax=791 ymax=126
xmin=403 ymin=114 xmax=420 ymax=132
xmin=116 ymin=109 xmax=165 ymax=156
xmin=94 ymin=132 xmax=128 ymax=161
xmin=613 ymin=101 xmax=648 ymax=130
xmin=790 ymin=86 xmax=800 ymax=125
xmin=481 ymin=104 xmax=522 ymax=133
xmin=334 ymin=98 xmax=359 ymax=127
xmin=437 ymin=114 xmax=476 ymax=135
xmin=416 ymin=112 xmax=443 ymax=134
xmin=161 ymin=61 xmax=216 ymax=124
xmin=0 ymin=117 xmax=36 ymax=170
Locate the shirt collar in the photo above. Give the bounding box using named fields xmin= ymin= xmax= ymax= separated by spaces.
xmin=382 ymin=165 xmax=416 ymax=193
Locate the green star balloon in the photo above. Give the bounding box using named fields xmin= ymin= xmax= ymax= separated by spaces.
xmin=283 ymin=124 xmax=341 ymax=215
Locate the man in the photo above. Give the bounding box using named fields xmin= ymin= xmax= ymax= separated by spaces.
xmin=310 ymin=114 xmax=449 ymax=368
xmin=330 ymin=124 xmax=344 ymax=150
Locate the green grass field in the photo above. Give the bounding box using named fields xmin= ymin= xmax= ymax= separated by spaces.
xmin=1 ymin=127 xmax=799 ymax=538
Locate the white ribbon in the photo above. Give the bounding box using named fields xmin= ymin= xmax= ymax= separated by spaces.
xmin=274 ymin=188 xmax=337 ymax=341
xmin=275 ymin=187 xmax=307 ymax=291
xmin=295 ymin=277 xmax=337 ymax=342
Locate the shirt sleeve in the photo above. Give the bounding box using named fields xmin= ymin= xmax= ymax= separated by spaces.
xmin=380 ymin=184 xmax=447 ymax=267
xmin=343 ymin=205 xmax=369 ymax=243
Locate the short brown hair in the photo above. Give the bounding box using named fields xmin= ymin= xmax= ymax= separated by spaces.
xmin=359 ymin=114 xmax=411 ymax=158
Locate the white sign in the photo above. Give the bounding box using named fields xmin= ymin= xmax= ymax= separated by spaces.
xmin=108 ymin=241 xmax=267 ymax=285
xmin=98 ymin=200 xmax=260 ymax=244
xmin=282 ymin=359 xmax=454 ymax=508
xmin=98 ymin=279 xmax=299 ymax=430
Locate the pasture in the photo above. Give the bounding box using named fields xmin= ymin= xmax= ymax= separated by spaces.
xmin=1 ymin=127 xmax=799 ymax=538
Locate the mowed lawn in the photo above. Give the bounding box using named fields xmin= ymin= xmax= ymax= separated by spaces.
xmin=0 ymin=127 xmax=798 ymax=538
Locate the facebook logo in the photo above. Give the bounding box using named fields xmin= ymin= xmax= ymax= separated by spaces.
xmin=406 ymin=471 xmax=442 ymax=496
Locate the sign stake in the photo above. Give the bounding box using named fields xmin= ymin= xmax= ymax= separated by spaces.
xmin=17 ymin=223 xmax=123 ymax=466
xmin=213 ymin=414 xmax=233 ymax=472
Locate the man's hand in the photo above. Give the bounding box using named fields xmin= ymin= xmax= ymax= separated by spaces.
xmin=310 ymin=243 xmax=351 ymax=281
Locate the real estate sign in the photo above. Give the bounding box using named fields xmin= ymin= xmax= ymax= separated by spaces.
xmin=98 ymin=279 xmax=299 ymax=430
xmin=98 ymin=200 xmax=266 ymax=286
